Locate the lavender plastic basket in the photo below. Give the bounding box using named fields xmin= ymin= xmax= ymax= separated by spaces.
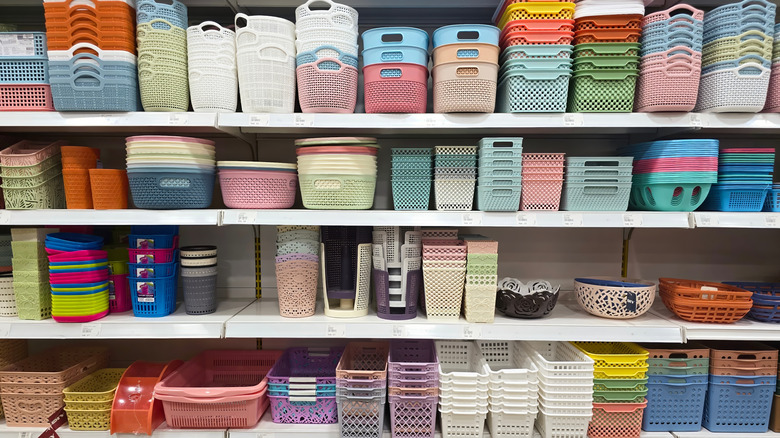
xmin=389 ymin=394 xmax=437 ymax=438
xmin=269 ymin=394 xmax=338 ymax=424
xmin=267 ymin=347 xmax=344 ymax=386
xmin=389 ymin=340 xmax=439 ymax=376
xmin=373 ymin=269 xmax=421 ymax=320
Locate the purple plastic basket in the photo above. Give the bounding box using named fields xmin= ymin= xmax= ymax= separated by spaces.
xmin=269 ymin=394 xmax=338 ymax=424
xmin=322 ymin=226 xmax=372 ymax=300
xmin=337 ymin=377 xmax=387 ymax=389
xmin=267 ymin=347 xmax=344 ymax=386
xmin=389 ymin=394 xmax=437 ymax=438
xmin=388 ymin=374 xmax=439 ymax=389
xmin=276 ymin=253 xmax=320 ymax=264
xmin=389 ymin=340 xmax=438 ymax=375
xmin=374 ymin=269 xmax=421 ymax=320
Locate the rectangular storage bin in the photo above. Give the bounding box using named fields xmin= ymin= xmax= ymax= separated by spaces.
xmin=269 ymin=394 xmax=338 ymax=424
xmin=476 ymin=186 xmax=521 ymax=212
xmin=392 ymin=178 xmax=431 ymax=210
xmin=389 ymin=393 xmax=436 ymax=438
xmin=128 ymin=268 xmax=177 ymax=317
xmin=433 ymin=61 xmax=498 ymax=113
xmin=643 ymin=378 xmax=707 ymax=432
xmin=569 ymin=70 xmax=638 ymax=112
xmin=389 ymin=339 xmax=438 ymax=376
xmin=588 ymin=401 xmax=646 ymax=438
xmin=336 ymin=342 xmax=389 ymax=381
xmin=0 ymin=58 xmax=49 ymax=83
xmin=704 ymin=375 xmax=776 ymax=432
xmin=0 ymin=33 xmax=47 ymax=58
xmin=561 ymin=181 xmax=631 ymax=211
xmin=498 ymin=69 xmax=570 ymax=113
xmin=337 ymin=393 xmax=385 ymax=438
xmin=434 ymin=179 xmax=475 ymax=211
xmin=439 ymin=406 xmax=488 ymax=438
xmin=267 ymin=347 xmax=344 ymax=386
xmin=520 ymin=178 xmax=562 ymax=211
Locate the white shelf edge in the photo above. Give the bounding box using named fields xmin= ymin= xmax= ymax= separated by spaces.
xmin=652 ymin=306 xmax=780 ymax=342
xmin=0 ymin=210 xmax=222 ymax=226
xmin=0 ymin=112 xmax=223 ymax=134
xmin=0 ymin=421 xmax=226 ymax=438
xmin=673 ymin=429 xmax=780 ymax=437
xmin=693 ymin=212 xmax=780 ymax=229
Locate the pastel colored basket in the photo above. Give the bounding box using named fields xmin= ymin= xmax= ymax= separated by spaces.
xmin=219 ymin=169 xmax=297 ymax=209
xmin=364 ymin=63 xmax=428 ymax=113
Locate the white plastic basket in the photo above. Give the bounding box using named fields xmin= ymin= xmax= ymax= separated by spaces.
xmin=487 ymin=406 xmax=537 ymax=438
xmin=536 ymin=404 xmax=592 ymax=438
xmin=235 ymin=13 xmax=295 ymax=40
xmin=236 ymin=27 xmax=295 ymax=54
xmin=237 ymin=44 xmax=296 ymax=113
xmin=47 ymin=43 xmax=137 ymax=63
xmin=296 ymin=37 xmax=358 ymax=57
xmin=440 ymin=387 xmax=489 ymax=399
xmin=488 ymin=394 xmax=538 ymax=409
xmin=440 ymin=393 xmax=489 ymax=406
xmin=187 ymin=22 xmax=236 ymax=52
xmin=478 ymin=341 xmax=539 ymax=385
xmin=422 ymin=266 xmax=466 ymax=320
xmin=434 ymin=178 xmax=476 ymax=211
xmin=439 ymin=405 xmax=488 ymax=438
xmin=295 ymin=0 xmax=358 ymax=32
xmin=695 ymin=64 xmax=771 ymax=113
xmin=436 ymin=341 xmax=490 ymax=386
xmin=188 ymin=68 xmax=238 ymax=113
xmin=538 ymin=391 xmax=593 ymax=410
xmin=518 ymin=341 xmax=594 ymax=380
xmin=537 ymin=373 xmax=593 ymax=393
xmin=464 ymin=283 xmax=497 ymax=323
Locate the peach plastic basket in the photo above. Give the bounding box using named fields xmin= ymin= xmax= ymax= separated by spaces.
xmin=63 ymin=168 xmax=93 ymax=209
xmin=276 ymin=260 xmax=318 ymax=318
xmin=0 ymin=85 xmax=55 ymax=111
xmin=433 ymin=43 xmax=500 ymax=66
xmin=433 ymin=62 xmax=498 ymax=113
xmin=364 ymin=63 xmax=428 ymax=114
xmin=89 ymin=169 xmax=128 ymax=210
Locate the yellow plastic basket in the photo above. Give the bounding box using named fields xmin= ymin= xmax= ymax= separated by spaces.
xmin=64 ymin=408 xmax=110 ymax=430
xmin=570 ymin=342 xmax=648 ymax=368
xmin=63 ymin=368 xmax=125 ymax=402
xmin=593 ymin=367 xmax=648 ymax=380
xmin=498 ymin=2 xmax=576 ymax=29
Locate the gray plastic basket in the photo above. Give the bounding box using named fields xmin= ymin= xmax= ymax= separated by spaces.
xmin=181 ymin=269 xmax=217 ymax=315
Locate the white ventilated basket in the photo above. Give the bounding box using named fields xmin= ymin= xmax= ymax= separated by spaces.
xmin=536 ymin=403 xmax=592 ymax=438
xmin=487 ymin=406 xmax=537 ymax=438
xmin=440 ymin=393 xmax=489 ymax=407
xmin=435 ymin=178 xmax=476 ymax=211
xmin=237 ymin=44 xmax=296 ymax=113
xmin=296 ymin=26 xmax=358 ymax=48
xmin=436 ymin=341 xmax=491 ymax=386
xmin=422 ymin=266 xmax=466 ymax=320
xmin=440 ymin=387 xmax=489 ymax=400
xmin=518 ymin=341 xmax=594 ymax=381
xmin=0 ymin=277 xmax=16 ymax=317
xmin=537 ymin=372 xmax=594 ymax=393
xmin=695 ymin=64 xmax=771 ymax=113
xmin=538 ymin=387 xmax=593 ymax=410
xmin=295 ymin=0 xmax=358 ymax=33
xmin=236 ymin=28 xmax=296 ymax=55
xmin=477 ymin=341 xmax=539 ymax=385
xmin=189 ymin=68 xmax=238 ymax=113
xmin=187 ymin=21 xmax=236 ymax=53
xmin=439 ymin=404 xmax=489 ymax=438
xmin=235 ymin=13 xmax=295 ymax=40
xmin=464 ymin=282 xmax=497 ymax=323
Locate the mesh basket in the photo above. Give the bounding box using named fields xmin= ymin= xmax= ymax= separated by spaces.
xmin=297 ymin=59 xmax=358 ymax=113
xmin=299 ymin=174 xmax=376 ymax=210
xmin=237 ymin=44 xmax=295 ymax=113
xmin=389 ymin=394 xmax=436 ymax=438
xmin=497 ymin=70 xmax=570 ymax=113
xmin=763 ymin=63 xmax=780 ymax=112
xmin=464 ymin=283 xmax=497 ymax=323
xmin=2 ymin=174 xmax=65 ymax=210
xmin=421 ymin=267 xmax=466 ymax=320
xmin=234 ymin=13 xmax=295 ymax=40
xmin=695 ymin=64 xmax=770 ymax=112
xmin=0 ymin=58 xmax=48 ymax=83
xmin=138 ymin=67 xmax=189 ymax=112
xmin=0 ymin=84 xmax=54 ymax=111
xmin=635 ymin=60 xmax=701 ymax=112
xmin=364 ymin=63 xmax=428 ymax=114
xmin=63 ymin=168 xmax=92 ymax=209
xmin=642 ymin=380 xmax=706 ymax=432
xmin=337 ymin=394 xmax=385 ymax=438
xmin=569 ymin=70 xmax=638 ymax=112
xmin=128 ymin=170 xmax=214 ymax=209
xmin=181 ymin=273 xmax=217 ymax=315
xmin=562 ymin=182 xmax=632 ymax=212
xmin=0 ymin=277 xmax=16 ymax=316
xmin=89 ymin=169 xmax=127 ymax=210
xmin=703 ymin=375 xmax=776 ymax=432
xmin=392 ymin=178 xmax=431 ymax=210
xmin=520 ymin=179 xmax=562 ymax=211
xmin=588 ymin=402 xmax=646 ymax=438
xmin=189 ymin=68 xmax=238 ymax=113
xmin=434 ymin=178 xmax=475 ymax=211
xmin=433 ymin=62 xmax=497 ymax=113
xmin=136 ymin=0 xmax=188 ymax=29
xmin=219 ymin=169 xmax=297 ymax=209
xmin=276 ymin=260 xmax=318 ymax=318
xmin=50 ymin=68 xmax=140 ymax=112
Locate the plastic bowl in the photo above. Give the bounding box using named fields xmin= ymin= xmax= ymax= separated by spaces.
xmin=575 ymin=277 xmax=656 ymax=319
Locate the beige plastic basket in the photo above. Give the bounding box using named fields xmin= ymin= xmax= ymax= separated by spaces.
xmin=433 ymin=61 xmax=498 ymax=113
xmin=574 ymin=277 xmax=656 ymax=319
xmin=464 ymin=283 xmax=497 ymax=323
xmin=0 ymin=277 xmax=15 ymax=317
xmin=433 ymin=43 xmax=500 ymax=66
xmin=422 ymin=266 xmax=466 ymax=320
xmin=276 ymin=260 xmax=318 ymax=318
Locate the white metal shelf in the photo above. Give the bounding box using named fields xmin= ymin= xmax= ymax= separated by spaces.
xmin=673 ymin=430 xmax=780 ymax=438
xmin=0 ymin=422 xmax=225 ymax=438
xmin=652 ymin=306 xmax=780 ymax=342
xmin=224 ymin=298 xmax=684 ymax=342
xmin=0 ymin=299 xmax=253 ymax=339
xmin=0 ymin=112 xmax=223 ymax=135
xmin=0 ymin=210 xmax=222 ymax=226
xmin=693 ymin=212 xmax=780 ymax=229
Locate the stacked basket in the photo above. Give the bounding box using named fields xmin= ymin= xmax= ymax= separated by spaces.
xmin=180 ymin=245 xmax=217 ymax=315
xmin=388 ymin=340 xmax=438 ymax=438
xmin=520 ymin=341 xmax=594 ymax=438
xmin=421 ymin=233 xmax=466 ymax=320
xmin=267 ymin=347 xmax=343 ymax=424
xmin=127 ymin=226 xmax=179 ymax=318
xmin=372 ymin=226 xmax=422 ymax=320
xmin=218 ymin=161 xmax=298 ymax=209
xmin=696 ymin=0 xmax=776 ymax=113
xmin=0 ymin=140 xmax=64 ymax=210
xmin=126 ymin=135 xmax=215 ymax=209
xmin=636 ymin=4 xmax=703 ymax=112
xmin=723 ymin=281 xmax=780 ymax=322
xmin=569 ymin=0 xmax=643 ymax=112
xmin=641 ymin=343 xmax=709 ymax=432
xmin=136 ymin=0 xmax=189 ymax=111
xmin=434 ymin=146 xmax=477 ymax=211
xmin=235 ymin=13 xmax=295 ymax=113
xmin=362 ymin=27 xmax=429 ymax=113
xmin=0 ymin=31 xmax=54 ymax=111
xmin=620 ymin=139 xmax=719 ymax=212
xmin=61 ymin=146 xmax=98 ymax=209
xmin=296 ymin=0 xmax=358 ymax=113
xmin=764 ymin=23 xmax=780 ymax=112
xmin=63 ymin=368 xmax=124 ymax=431
xmin=336 ymin=342 xmax=389 ymax=438
xmin=106 ymin=247 xmax=130 ymax=313
xmin=659 ymin=278 xmax=753 ymax=324
xmin=477 ymin=138 xmax=523 ymax=212
xmin=494 ymin=2 xmax=575 ymax=113
xmin=275 ymin=225 xmax=319 ymax=318
xmin=478 ymin=341 xmax=539 ymax=438
xmin=704 ymin=342 xmax=778 ymax=433
xmin=432 ymin=25 xmax=500 ymax=113
xmin=572 ymin=342 xmax=649 ymax=438
xmin=436 ymin=341 xmax=490 ymax=438
xmin=463 ymin=238 xmax=498 ymax=323
xmin=702 ymin=147 xmax=775 ymax=212
xmin=11 ymin=228 xmax=54 ymax=320
xmin=520 ymin=153 xmax=564 ymax=211
xmin=391 ymin=148 xmax=432 ymax=211
xmin=296 ymin=137 xmax=378 ymax=210
xmin=44 ymin=0 xmax=139 ymax=111
xmin=187 ymin=22 xmax=236 ymax=113
xmin=561 ymin=157 xmax=633 ymax=211
xmin=0 ymin=272 xmax=13 ymax=318
xmin=320 ymin=226 xmax=372 ymax=318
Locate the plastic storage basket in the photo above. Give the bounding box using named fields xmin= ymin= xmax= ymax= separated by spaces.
xmin=128 ymin=170 xmax=215 ymax=209
xmin=364 ymin=63 xmax=428 ymax=114
xmin=433 ymin=62 xmax=498 ymax=113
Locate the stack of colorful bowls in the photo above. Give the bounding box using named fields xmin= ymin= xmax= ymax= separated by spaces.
xmin=46 ymin=233 xmax=108 ymax=323
xmin=702 ymin=148 xmax=775 ymax=212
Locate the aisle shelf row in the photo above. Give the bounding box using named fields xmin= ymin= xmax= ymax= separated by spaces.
xmin=651 ymin=306 xmax=780 ymax=342
xmin=4 ymin=112 xmax=780 ymax=135
xmin=0 ymin=422 xmax=225 ymax=438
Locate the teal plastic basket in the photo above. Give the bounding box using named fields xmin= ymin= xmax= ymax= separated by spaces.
xmin=630 ymin=183 xmax=711 ymax=211
xmin=392 ymin=148 xmax=432 ymax=156
xmin=478 ymin=138 xmax=523 ymax=149
xmin=476 ymin=186 xmax=521 ymax=212
xmin=498 ymin=69 xmax=571 ymax=113
xmin=479 ymin=148 xmax=523 ymax=159
xmin=478 ymin=176 xmax=522 ymax=186
xmin=392 ymin=178 xmax=431 ymax=210
xmin=562 ymin=181 xmax=631 ymax=211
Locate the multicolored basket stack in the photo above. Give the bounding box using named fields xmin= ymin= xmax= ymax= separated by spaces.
xmin=336 ymin=342 xmax=388 ymax=438
xmin=0 ymin=140 xmax=65 ymax=210
xmin=702 ymin=147 xmax=775 ymax=212
xmin=620 ymin=139 xmax=718 ymax=212
xmin=569 ymin=0 xmax=643 ymax=112
xmin=477 ymin=138 xmax=523 ymax=212
xmin=659 ymin=278 xmax=753 ymax=324
xmin=44 ymin=0 xmax=139 ymax=111
xmin=434 ymin=146 xmax=477 ymax=211
xmin=494 ymin=1 xmax=574 ymax=112
xmin=463 ymin=237 xmax=498 ymax=323
xmin=391 ymin=148 xmax=432 ymax=211
xmin=520 ymin=152 xmax=564 ymax=211
xmin=388 ymin=340 xmax=438 ymax=438
xmin=573 ymin=342 xmax=649 ymax=438
xmin=362 ymin=27 xmax=429 ymax=113
xmin=0 ymin=32 xmax=54 ymax=111
xmin=421 ymin=230 xmax=465 ymax=320
xmin=275 ymin=225 xmax=319 ymax=318
xmin=636 ymin=4 xmax=704 ymax=112
xmin=432 ymin=25 xmax=500 ymax=113
xmin=723 ymin=281 xmax=780 ymax=322
xmin=11 ymin=228 xmax=54 ymax=320
xmin=436 ymin=341 xmax=490 ymax=438
xmin=127 ymin=226 xmax=179 ymax=318
xmin=641 ymin=344 xmax=709 ymax=432
xmin=562 ymin=156 xmax=633 ymax=211
xmin=763 ymin=23 xmax=780 ymax=112
xmin=696 ymin=0 xmax=776 ymax=112
xmin=217 ymin=161 xmax=298 ymax=209
xmin=296 ymin=0 xmax=359 ymax=113
xmin=136 ymin=0 xmax=189 ymax=111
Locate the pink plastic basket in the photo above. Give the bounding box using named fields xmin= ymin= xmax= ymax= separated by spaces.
xmin=128 ymin=236 xmax=179 ymax=264
xmin=520 ymin=179 xmax=563 ymax=211
xmin=0 ymin=140 xmax=62 ymax=167
xmin=0 ymin=84 xmax=55 ymax=111
xmin=156 ymin=390 xmax=270 ymax=428
xmin=297 ymin=59 xmax=358 ymax=113
xmin=364 ymin=63 xmax=428 ymax=114
xmin=588 ymin=401 xmax=647 ymax=438
xmin=109 ymin=273 xmax=131 ymax=313
xmin=636 ymin=55 xmax=701 ymax=112
xmin=276 ymin=260 xmax=318 ymax=318
xmin=219 ymin=169 xmax=297 ymax=209
xmin=269 ymin=394 xmax=338 ymax=424
xmin=764 ymin=63 xmax=780 ymax=112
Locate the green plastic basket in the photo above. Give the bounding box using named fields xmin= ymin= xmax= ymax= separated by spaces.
xmin=593 ymin=378 xmax=648 ymax=392
xmin=466 ymin=263 xmax=499 ymax=276
xmin=572 ymin=56 xmax=640 ymax=72
xmin=1 ymin=173 xmax=65 ymax=210
xmin=13 ymin=281 xmax=50 ymax=320
xmin=12 ymin=257 xmax=47 ymax=272
xmin=467 ymin=253 xmax=498 ymax=265
xmin=1 ymin=161 xmax=62 ymax=189
xmin=299 ymin=174 xmax=376 ymax=210
xmin=13 ymin=269 xmax=47 ymax=283
xmin=573 ymin=43 xmax=641 ymax=58
xmin=568 ymin=69 xmax=638 ymax=112
xmin=593 ymin=391 xmax=647 ymax=403
xmin=10 ymin=241 xmax=45 ymax=259
xmin=561 ymin=181 xmax=631 ymax=211
xmin=647 ymin=358 xmax=709 ymax=376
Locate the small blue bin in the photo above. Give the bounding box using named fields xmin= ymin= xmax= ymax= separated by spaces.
xmin=129 ymin=265 xmax=178 ymax=317
xmin=701 ymin=184 xmax=770 ymax=212
xmin=50 ymin=68 xmax=141 ymax=112
xmin=0 ymin=58 xmax=48 ymax=84
xmin=128 ymin=169 xmax=215 ymax=209
xmin=392 ymin=178 xmax=431 ymax=210
xmin=362 ymin=27 xmax=429 ymax=51
xmin=479 ymin=138 xmax=523 ymax=150
xmin=128 ymin=234 xmax=176 ymax=249
xmin=128 ymin=257 xmax=178 ymax=279
xmin=763 ymin=186 xmax=780 ymax=211
xmin=703 ymin=374 xmax=776 ymax=433
xmin=297 ymin=45 xmax=358 ymax=68
xmin=432 ymin=24 xmax=500 ymax=48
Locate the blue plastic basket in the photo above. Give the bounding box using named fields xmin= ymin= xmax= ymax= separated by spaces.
xmin=392 ymin=178 xmax=431 ymax=210
xmin=703 ymin=374 xmax=776 ymax=433
xmin=498 ymin=69 xmax=570 ymax=113
xmin=0 ymin=32 xmax=47 ymax=58
xmin=763 ymin=186 xmax=780 ymax=211
xmin=129 ymin=265 xmax=178 ymax=317
xmin=479 ymin=156 xmax=522 ymax=168
xmin=432 ymin=24 xmax=499 ymax=48
xmin=128 ymin=234 xmax=176 ymax=250
xmin=479 ymin=149 xmax=523 ymax=159
xmin=48 ymin=56 xmax=137 ymax=80
xmin=362 ymin=27 xmax=429 ymax=51
xmin=136 ymin=0 xmax=188 ymax=29
xmin=703 ymin=20 xmax=774 ymax=45
xmin=128 ymin=259 xmax=178 ymax=279
xmin=476 ymin=186 xmax=521 ymax=212
xmin=49 ymin=68 xmax=140 ymax=112
xmin=0 ymin=59 xmax=48 ymax=83
xmin=131 ymin=225 xmax=180 ymax=235
xmin=128 ymin=169 xmax=215 ymax=209
xmin=642 ymin=15 xmax=702 ymax=35
xmin=479 ymin=138 xmax=523 ymax=150
xmin=643 ymin=21 xmax=702 ymax=44
xmin=361 ymin=46 xmax=427 ymax=67
xmin=643 ymin=379 xmax=707 ymax=432
xmin=296 ymin=45 xmax=358 ymax=68
xmin=701 ymin=184 xmax=770 ymax=212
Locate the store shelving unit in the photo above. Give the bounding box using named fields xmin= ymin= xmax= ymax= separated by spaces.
xmin=0 ymin=422 xmax=226 ymax=438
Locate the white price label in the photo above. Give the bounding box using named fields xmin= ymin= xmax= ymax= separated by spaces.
xmin=257 ymin=433 xmax=275 ymax=438
xmin=766 ymin=215 xmax=780 ymax=228
xmin=622 ymin=214 xmax=643 ymax=228
xmin=0 ymin=323 xmax=10 ymax=337
xmin=689 ymin=113 xmax=704 ymax=127
xmin=463 ymin=326 xmax=482 ymax=339
xmin=168 ymin=113 xmax=187 ymax=125
xmin=326 ymin=324 xmax=345 ymax=337
xmin=0 ymin=211 xmax=10 ymax=224
xmin=81 ymin=323 xmax=101 ymax=337
xmin=250 ymin=114 xmax=270 ymax=126
xmin=516 ymin=213 xmax=537 ymax=226
xmin=462 ymin=213 xmax=481 ymax=226
xmin=235 ymin=211 xmax=257 ymax=224
xmin=392 ymin=325 xmax=407 ymax=337
xmin=294 ymin=114 xmax=314 ymax=127
xmin=698 ymin=214 xmax=718 ymax=227
xmin=18 ymin=432 xmax=32 ymax=438
xmin=563 ymin=114 xmax=584 ymax=127
xmin=424 ymin=116 xmax=444 ymax=127
xmin=562 ymin=213 xmax=583 ymax=227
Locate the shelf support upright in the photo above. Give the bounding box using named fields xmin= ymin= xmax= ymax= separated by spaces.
xmin=622 ymin=228 xmax=634 ymax=277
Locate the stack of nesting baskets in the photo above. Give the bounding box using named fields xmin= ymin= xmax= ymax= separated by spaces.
xmin=187 ymin=22 xmax=236 ymax=113
xmin=764 ymin=23 xmax=780 ymax=112
xmin=0 ymin=31 xmax=54 ymax=111
xmin=218 ymin=161 xmax=297 ymax=209
xmin=0 ymin=140 xmax=64 ymax=210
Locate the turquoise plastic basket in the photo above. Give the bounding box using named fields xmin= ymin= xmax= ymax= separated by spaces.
xmin=763 ymin=186 xmax=780 ymax=211
xmin=392 ymin=148 xmax=432 ymax=156
xmin=392 ymin=178 xmax=431 ymax=210
xmin=498 ymin=69 xmax=570 ymax=113
xmin=701 ymin=184 xmax=770 ymax=212
xmin=476 ymin=186 xmax=521 ymax=211
xmin=479 ymin=138 xmax=523 ymax=149
xmin=562 ymin=181 xmax=632 ymax=211
xmin=630 ymin=183 xmax=711 ymax=211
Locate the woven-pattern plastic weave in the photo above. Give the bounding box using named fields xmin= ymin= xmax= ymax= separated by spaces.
xmin=0 ymin=84 xmax=54 ymax=111
xmin=365 ymin=79 xmax=427 ymax=114
xmin=498 ymin=73 xmax=569 ymax=112
xmin=695 ymin=65 xmax=770 ymax=112
xmin=588 ymin=403 xmax=646 ymax=438
xmin=297 ymin=60 xmax=358 ymax=113
xmin=575 ymin=281 xmax=655 ymax=319
xmin=276 ymin=260 xmax=318 ymax=318
xmin=219 ymin=170 xmax=297 ymax=209
xmin=182 ymin=274 xmax=217 ymax=315
xmin=422 ymin=267 xmax=466 ymax=319
xmin=299 ymin=174 xmax=375 ymax=210
xmin=569 ymin=73 xmax=638 ymax=112
xmin=433 ymin=78 xmax=496 ymax=113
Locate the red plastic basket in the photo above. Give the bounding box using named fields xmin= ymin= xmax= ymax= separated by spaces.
xmin=0 ymin=85 xmax=55 ymax=111
xmin=574 ymin=14 xmax=642 ymax=32
xmin=501 ymin=30 xmax=574 ymax=49
xmin=363 ymin=63 xmax=428 ymax=114
xmin=520 ymin=179 xmax=563 ymax=211
xmin=588 ymin=401 xmax=647 ymax=438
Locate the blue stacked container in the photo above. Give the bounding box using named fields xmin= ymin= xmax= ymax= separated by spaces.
xmin=702 ymin=147 xmax=775 ymax=212
xmin=127 ymin=225 xmax=179 ymax=318
xmin=0 ymin=32 xmax=54 ymax=111
xmin=391 ymin=148 xmax=432 ymax=210
xmin=476 ymin=137 xmax=522 ymax=211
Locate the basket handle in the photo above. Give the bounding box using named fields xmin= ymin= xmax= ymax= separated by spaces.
xmin=300 ymin=0 xmax=337 ymax=13
xmin=733 ymin=63 xmax=768 ymax=77
xmin=64 ymin=42 xmax=105 ymax=58
xmin=314 ymin=58 xmax=348 ymax=73
xmin=146 ymin=18 xmax=174 ymax=32
xmin=455 ymin=66 xmax=480 ymax=77
xmin=656 ymin=3 xmax=704 ymax=20
xmin=195 ymin=21 xmax=230 ymax=35
xmin=70 ymin=71 xmax=104 ymax=91
xmin=157 ymin=175 xmax=193 ymax=190
xmin=738 ymin=29 xmax=770 ymax=43
xmin=235 ymin=12 xmax=250 ymax=29
xmin=65 ymin=8 xmax=99 ymax=23
xmin=484 ymin=188 xmax=515 ymax=197
xmin=256 ymin=44 xmax=292 ymax=62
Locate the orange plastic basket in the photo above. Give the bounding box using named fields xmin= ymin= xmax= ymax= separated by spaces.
xmin=710 ymin=365 xmax=777 ymax=376
xmin=588 ymin=401 xmax=646 ymax=438
xmin=573 ymin=29 xmax=641 ymax=45
xmin=708 ymin=341 xmax=778 ymax=363
xmin=662 ymin=295 xmax=752 ymax=324
xmin=110 ymin=360 xmax=184 ymax=435
xmin=43 ymin=0 xmax=134 ymax=18
xmin=335 ymin=342 xmax=390 ymax=381
xmin=63 ymin=168 xmax=93 ymax=209
xmin=659 ymin=278 xmax=753 ymax=301
xmin=642 ymin=343 xmax=710 ymax=360
xmin=500 ymin=19 xmax=573 ymax=39
xmin=573 ymin=15 xmax=643 ymax=32
xmin=61 ymin=146 xmax=99 ymax=170
xmin=45 ymin=12 xmax=135 ymax=36
xmin=501 ymin=30 xmax=574 ymax=49
xmin=45 ymin=29 xmax=135 ymax=53
xmin=89 ymin=169 xmax=128 ymax=210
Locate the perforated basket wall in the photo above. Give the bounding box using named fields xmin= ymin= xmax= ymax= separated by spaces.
xmin=695 ymin=65 xmax=771 ymax=112
xmin=296 ymin=61 xmax=358 ymax=113
xmin=276 ymin=261 xmax=318 ymax=318
xmin=569 ymin=73 xmax=638 ymax=112
xmin=299 ymin=174 xmax=376 ymax=210
xmin=520 ymin=179 xmax=562 ymax=211
xmin=433 ymin=77 xmax=497 ymax=113
xmin=434 ymin=179 xmax=476 ymax=211
xmin=392 ymin=178 xmax=431 ymax=210
xmin=128 ymin=170 xmax=214 ymax=209
xmin=2 ymin=175 xmax=64 ymax=210
xmin=561 ymin=182 xmax=631 ymax=212
xmin=219 ymin=170 xmax=297 ymax=209
xmin=464 ymin=283 xmax=497 ymax=323
xmin=588 ymin=403 xmax=646 ymax=438
xmin=763 ymin=63 xmax=780 ymax=112
xmin=0 ymin=84 xmax=54 ymax=111
xmin=422 ymin=267 xmax=466 ymax=320
xmin=642 ymin=381 xmax=706 ymax=432
xmin=237 ymin=45 xmax=295 ymax=113
xmin=498 ymin=73 xmax=570 ymax=113
xmin=364 ymin=79 xmax=427 ymax=114
xmin=389 ymin=394 xmax=436 ymax=438
xmin=635 ymin=63 xmax=702 ymax=112
xmin=337 ymin=395 xmax=385 ymax=438
xmin=189 ymin=69 xmax=238 ymax=113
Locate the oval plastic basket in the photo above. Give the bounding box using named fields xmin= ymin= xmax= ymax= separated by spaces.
xmin=296 ymin=58 xmax=358 ymax=113
xmin=362 ymin=27 xmax=429 ymax=51
xmin=128 ymin=169 xmax=214 ymax=209
xmin=219 ymin=169 xmax=297 ymax=209
xmin=574 ymin=278 xmax=656 ymax=319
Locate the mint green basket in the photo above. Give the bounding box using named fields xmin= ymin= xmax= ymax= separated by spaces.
xmin=467 ymin=253 xmax=498 ymax=265
xmin=466 ymin=263 xmax=498 ymax=276
xmin=299 ymin=174 xmax=376 ymax=210
xmin=13 ymin=281 xmax=51 ymax=320
xmin=13 ymin=269 xmax=47 ymax=283
xmin=12 ymin=256 xmax=47 ymax=272
xmin=10 ymin=242 xmax=45 ymax=259
xmin=1 ymin=173 xmax=65 ymax=210
xmin=568 ymin=69 xmax=638 ymax=112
